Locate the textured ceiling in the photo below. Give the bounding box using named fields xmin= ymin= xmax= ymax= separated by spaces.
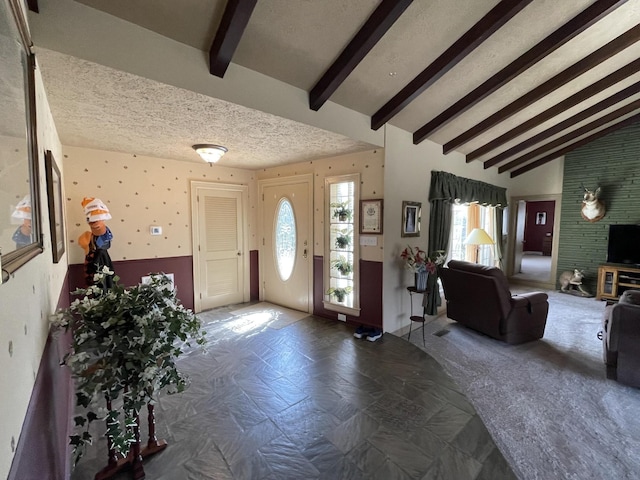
xmin=35 ymin=49 xmax=375 ymax=169
xmin=31 ymin=0 xmax=640 ymax=175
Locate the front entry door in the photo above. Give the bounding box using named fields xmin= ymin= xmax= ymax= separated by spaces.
xmin=260 ymin=175 xmax=313 ymax=313
xmin=191 ymin=181 xmax=249 ymax=312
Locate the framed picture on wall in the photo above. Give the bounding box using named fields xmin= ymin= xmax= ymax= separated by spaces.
xmin=402 ymin=201 xmax=421 ymax=237
xmin=45 ymin=150 xmax=65 ymax=263
xmin=360 ymin=199 xmax=383 ymax=234
xmin=536 ymin=212 xmax=546 ymax=225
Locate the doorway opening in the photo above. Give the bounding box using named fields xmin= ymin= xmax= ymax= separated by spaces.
xmin=507 ymin=194 xmax=561 ymax=289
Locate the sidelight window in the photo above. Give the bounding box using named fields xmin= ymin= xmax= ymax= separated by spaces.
xmin=324 ymin=174 xmax=360 ymax=316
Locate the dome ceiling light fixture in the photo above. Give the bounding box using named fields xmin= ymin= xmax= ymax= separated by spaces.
xmin=192 ymin=144 xmax=228 ymax=164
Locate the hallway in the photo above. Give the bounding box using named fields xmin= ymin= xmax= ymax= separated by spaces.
xmin=512 ymin=253 xmax=553 ymax=283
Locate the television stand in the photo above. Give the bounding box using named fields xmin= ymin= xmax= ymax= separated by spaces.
xmin=597 ymin=264 xmax=640 ymax=302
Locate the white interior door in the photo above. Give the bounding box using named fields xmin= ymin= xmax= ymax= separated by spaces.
xmin=191 ymin=182 xmax=248 ymax=312
xmin=260 ymin=175 xmax=312 ymax=313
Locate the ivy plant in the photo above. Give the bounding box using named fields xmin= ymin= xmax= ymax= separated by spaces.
xmin=52 ymin=269 xmax=206 ymax=465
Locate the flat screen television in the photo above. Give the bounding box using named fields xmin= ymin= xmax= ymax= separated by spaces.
xmin=607 ymin=224 xmax=640 ymax=265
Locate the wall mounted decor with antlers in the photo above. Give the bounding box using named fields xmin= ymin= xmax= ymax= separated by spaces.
xmin=581 ymin=185 xmax=606 ymax=222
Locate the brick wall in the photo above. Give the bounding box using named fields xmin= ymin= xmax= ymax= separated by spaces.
xmin=558 ymin=121 xmax=640 ymax=292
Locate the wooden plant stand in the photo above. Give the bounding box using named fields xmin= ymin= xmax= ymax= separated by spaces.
xmin=95 ymin=402 xmax=167 ymax=480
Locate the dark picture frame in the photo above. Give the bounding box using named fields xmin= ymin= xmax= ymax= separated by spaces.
xmin=45 ymin=150 xmax=65 ymax=263
xmin=360 ymin=199 xmax=383 ymax=234
xmin=402 ymin=201 xmax=421 ymax=237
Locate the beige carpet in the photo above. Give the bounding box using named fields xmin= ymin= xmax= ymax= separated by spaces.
xmin=408 ymin=287 xmax=640 ymax=479
xmin=512 ymin=253 xmax=553 ymax=282
xmin=230 ymin=302 xmax=309 ymax=330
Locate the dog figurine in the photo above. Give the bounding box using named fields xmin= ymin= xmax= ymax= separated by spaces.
xmin=559 ymin=269 xmax=591 ymax=296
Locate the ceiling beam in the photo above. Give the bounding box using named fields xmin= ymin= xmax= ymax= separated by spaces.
xmin=444 ymin=24 xmax=640 ymax=154
xmin=310 ymin=0 xmax=413 ymax=111
xmin=484 ymin=80 xmax=640 ymax=168
xmin=412 ymin=0 xmax=629 ymax=144
xmin=498 ymin=99 xmax=640 ymax=173
xmin=370 ymin=0 xmax=532 ymax=130
xmin=510 ymin=113 xmax=640 ymax=177
xmin=209 ymin=0 xmax=259 ymax=78
xmin=466 ymin=58 xmax=640 ymax=161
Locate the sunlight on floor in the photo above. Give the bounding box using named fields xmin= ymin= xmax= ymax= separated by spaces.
xmin=226 ymin=310 xmax=278 ymax=334
xmin=227 ymin=302 xmax=309 ymax=334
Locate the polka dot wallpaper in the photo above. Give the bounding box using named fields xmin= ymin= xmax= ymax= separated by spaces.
xmin=257 ymin=148 xmax=384 ymax=262
xmin=63 ymin=146 xmax=257 ymax=265
xmin=63 ymin=146 xmax=384 ymax=266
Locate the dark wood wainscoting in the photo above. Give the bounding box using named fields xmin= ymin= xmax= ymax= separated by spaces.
xmin=8 ymin=272 xmax=74 ymax=480
xmin=69 ymin=253 xmax=262 ymax=310
xmin=250 ymin=250 xmax=259 ymax=301
xmin=313 ymin=256 xmax=382 ymax=328
xmin=68 ymin=255 xmax=195 ymax=310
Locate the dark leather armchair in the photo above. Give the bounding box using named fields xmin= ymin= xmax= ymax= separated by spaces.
xmin=602 ymin=290 xmax=640 ymax=387
xmin=439 ymin=260 xmax=549 ymax=344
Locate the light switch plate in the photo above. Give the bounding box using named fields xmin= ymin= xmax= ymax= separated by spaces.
xmin=360 ymin=236 xmax=377 ymax=246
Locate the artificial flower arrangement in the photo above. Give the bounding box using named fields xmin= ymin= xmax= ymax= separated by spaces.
xmin=51 ymin=268 xmax=207 ymax=464
xmin=400 ymin=245 xmax=447 ymax=273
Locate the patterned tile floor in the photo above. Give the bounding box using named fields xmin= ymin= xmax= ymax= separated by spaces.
xmin=71 ymin=304 xmax=516 ymax=479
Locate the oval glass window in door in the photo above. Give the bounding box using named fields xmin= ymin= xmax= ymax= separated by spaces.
xmin=274 ymin=197 xmax=296 ymax=281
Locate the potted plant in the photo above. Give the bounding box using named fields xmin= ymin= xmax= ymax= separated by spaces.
xmin=331 ymin=202 xmax=352 ymax=222
xmin=327 ymin=286 xmax=353 ymax=303
xmin=331 ymin=255 xmax=353 ymax=276
xmin=51 ymin=269 xmax=206 ymax=465
xmin=335 ymin=229 xmax=351 ymax=249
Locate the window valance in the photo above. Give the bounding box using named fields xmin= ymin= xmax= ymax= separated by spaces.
xmin=429 ymin=170 xmax=507 ymax=207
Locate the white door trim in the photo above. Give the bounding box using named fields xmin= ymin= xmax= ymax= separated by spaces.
xmin=258 ymin=174 xmax=314 ymax=312
xmin=190 ymin=181 xmax=249 ymax=313
xmin=507 ymin=193 xmax=562 ymax=289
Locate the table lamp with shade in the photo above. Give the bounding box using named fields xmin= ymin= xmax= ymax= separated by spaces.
xmin=464 ymin=228 xmax=494 ymax=263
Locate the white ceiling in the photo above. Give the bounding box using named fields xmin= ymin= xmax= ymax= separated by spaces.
xmin=28 ymin=0 xmax=640 ymax=174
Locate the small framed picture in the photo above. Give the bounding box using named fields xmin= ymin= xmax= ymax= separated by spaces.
xmin=45 ymin=150 xmax=66 ymax=263
xmin=536 ymin=212 xmax=546 ymax=225
xmin=402 ymin=201 xmax=421 ymax=237
xmin=360 ymin=199 xmax=383 ymax=234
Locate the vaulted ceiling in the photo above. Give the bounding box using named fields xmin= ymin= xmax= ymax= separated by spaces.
xmin=28 ymin=0 xmax=640 ymax=176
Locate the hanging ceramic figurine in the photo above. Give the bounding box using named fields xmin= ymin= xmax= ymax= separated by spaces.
xmin=78 ymin=197 xmax=114 ymax=289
